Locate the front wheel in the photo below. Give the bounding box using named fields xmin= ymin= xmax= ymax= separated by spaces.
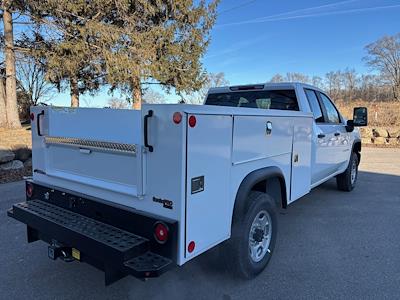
xmin=337 ymin=152 xmax=359 ymax=191
xmin=224 ymin=191 xmax=277 ymax=278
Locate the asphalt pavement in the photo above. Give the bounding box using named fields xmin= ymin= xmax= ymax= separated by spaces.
xmin=1 ymin=147 xmax=399 ymax=300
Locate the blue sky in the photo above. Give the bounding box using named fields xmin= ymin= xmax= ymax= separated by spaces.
xmin=48 ymin=0 xmax=400 ymax=106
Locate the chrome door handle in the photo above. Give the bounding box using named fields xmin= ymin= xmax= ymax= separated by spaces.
xmin=266 ymin=121 xmax=272 ymax=135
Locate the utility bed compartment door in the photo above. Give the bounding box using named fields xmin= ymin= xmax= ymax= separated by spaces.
xmin=185 ymin=114 xmax=232 ymax=258
xmin=232 ymin=115 xmax=293 ymax=164
xmin=232 ymin=114 xmax=312 ymax=203
xmin=32 ymin=107 xmax=144 ymax=197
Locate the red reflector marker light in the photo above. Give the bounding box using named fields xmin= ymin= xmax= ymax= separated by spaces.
xmin=173 ymin=112 xmax=182 ymax=124
xmin=30 ymin=113 xmax=34 ymax=121
xmin=188 ymin=241 xmax=195 ymax=253
xmin=154 ymin=222 xmax=169 ymax=244
xmin=26 ymin=183 xmax=34 ymax=198
xmin=188 ymin=116 xmax=196 ymax=128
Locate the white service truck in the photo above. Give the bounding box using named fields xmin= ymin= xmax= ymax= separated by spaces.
xmin=8 ymin=82 xmax=368 ymax=285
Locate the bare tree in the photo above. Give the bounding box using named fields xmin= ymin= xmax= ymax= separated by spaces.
xmin=1 ymin=1 xmax=21 ymax=128
xmin=286 ymin=72 xmax=310 ymax=84
xmin=269 ymin=72 xmax=313 ymax=84
xmin=269 ymin=73 xmax=285 ymax=83
xmin=186 ymin=72 xmax=229 ymax=104
xmin=16 ymin=54 xmax=54 ymax=119
xmin=364 ymin=33 xmax=400 ymax=101
xmin=360 ymin=74 xmax=375 ymax=101
xmin=107 ymin=98 xmax=129 ymax=109
xmin=325 ymin=71 xmax=335 ymax=95
xmin=16 ymin=55 xmax=54 ymax=105
xmin=312 ymin=76 xmax=324 ymax=89
xmin=325 ymin=71 xmax=343 ymax=99
xmin=81 ymin=97 xmax=94 ymax=108
xmin=142 ymin=88 xmax=166 ymax=104
xmin=342 ymin=68 xmax=358 ymax=102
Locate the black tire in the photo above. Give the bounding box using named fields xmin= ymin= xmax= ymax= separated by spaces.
xmin=336 ymin=152 xmax=359 ymax=191
xmin=223 ymin=191 xmax=277 ymax=279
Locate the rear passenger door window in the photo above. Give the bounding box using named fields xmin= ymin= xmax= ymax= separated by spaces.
xmin=318 ymin=93 xmax=341 ymax=124
xmin=304 ymin=89 xmax=324 ymax=123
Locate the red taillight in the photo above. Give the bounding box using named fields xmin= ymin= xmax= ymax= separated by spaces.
xmin=188 ymin=115 xmax=196 ymax=128
xmin=188 ymin=241 xmax=195 ymax=253
xmin=173 ymin=112 xmax=182 ymax=124
xmin=30 ymin=113 xmax=34 ymax=121
xmin=154 ymin=222 xmax=169 ymax=244
xmin=26 ymin=183 xmax=34 ymax=198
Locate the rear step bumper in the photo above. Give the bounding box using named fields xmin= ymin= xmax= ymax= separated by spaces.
xmin=8 ymin=199 xmax=173 ymax=285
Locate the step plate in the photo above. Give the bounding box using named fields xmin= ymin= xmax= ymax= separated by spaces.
xmin=13 ymin=200 xmax=147 ymax=252
xmin=124 ymin=252 xmax=173 ymax=277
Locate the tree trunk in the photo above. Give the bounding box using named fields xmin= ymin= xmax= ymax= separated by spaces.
xmin=0 ymin=77 xmax=7 ymax=128
xmin=132 ymin=76 xmax=142 ymax=110
xmin=3 ymin=5 xmax=21 ymax=129
xmin=394 ymin=83 xmax=400 ymax=101
xmin=70 ymin=76 xmax=79 ymax=107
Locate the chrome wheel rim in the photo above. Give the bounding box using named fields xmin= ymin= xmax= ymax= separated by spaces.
xmin=350 ymin=159 xmax=357 ymax=185
xmin=249 ymin=210 xmax=272 ymax=263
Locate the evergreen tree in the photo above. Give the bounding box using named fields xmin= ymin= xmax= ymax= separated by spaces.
xmin=25 ymin=0 xmax=219 ymax=108
xmin=24 ymin=1 xmax=106 ymax=107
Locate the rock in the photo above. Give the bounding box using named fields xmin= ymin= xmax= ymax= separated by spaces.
xmin=373 ymin=137 xmax=387 ymax=145
xmin=0 ymin=160 xmax=24 ymax=171
xmin=361 ymin=137 xmax=372 ymax=144
xmin=24 ymin=158 xmax=32 ymax=168
xmin=372 ymin=128 xmax=389 ymax=138
xmin=0 ymin=148 xmax=15 ymax=163
xmin=11 ymin=144 xmax=32 ymax=161
xmin=360 ymin=127 xmax=373 ymax=138
xmin=387 ymin=138 xmax=398 ymax=145
xmin=388 ymin=129 xmax=400 ymax=138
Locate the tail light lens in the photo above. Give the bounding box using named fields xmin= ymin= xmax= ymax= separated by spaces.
xmin=188 ymin=115 xmax=196 ymax=127
xmin=173 ymin=112 xmax=182 ymax=124
xmin=26 ymin=183 xmax=34 ymax=198
xmin=154 ymin=222 xmax=169 ymax=244
xmin=188 ymin=241 xmax=195 ymax=253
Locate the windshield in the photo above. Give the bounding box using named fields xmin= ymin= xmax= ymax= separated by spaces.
xmin=204 ymin=89 xmax=299 ymax=111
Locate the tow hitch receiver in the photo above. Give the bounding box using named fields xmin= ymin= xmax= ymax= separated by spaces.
xmin=48 ymin=242 xmax=74 ymax=262
xmin=48 ymin=244 xmax=63 ymax=260
xmin=7 ymin=200 xmax=173 ymax=285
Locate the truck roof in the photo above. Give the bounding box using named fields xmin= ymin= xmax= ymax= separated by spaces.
xmin=208 ymin=82 xmax=324 ymax=94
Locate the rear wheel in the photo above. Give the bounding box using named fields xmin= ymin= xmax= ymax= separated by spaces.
xmin=224 ymin=191 xmax=277 ymax=278
xmin=337 ymin=152 xmax=359 ymax=191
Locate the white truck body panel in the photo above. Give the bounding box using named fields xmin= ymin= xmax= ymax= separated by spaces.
xmin=185 ymin=114 xmax=233 ymax=259
xmin=28 ymin=82 xmax=361 ymax=266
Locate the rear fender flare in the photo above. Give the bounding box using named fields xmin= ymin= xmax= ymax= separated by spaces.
xmin=231 ymin=166 xmax=287 ymax=227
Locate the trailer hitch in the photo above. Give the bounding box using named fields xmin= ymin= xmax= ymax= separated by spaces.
xmin=48 ymin=240 xmax=74 ymax=262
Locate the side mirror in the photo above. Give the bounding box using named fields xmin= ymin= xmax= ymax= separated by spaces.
xmin=346 ymin=107 xmax=367 ymax=132
xmin=353 ymin=107 xmax=368 ymax=127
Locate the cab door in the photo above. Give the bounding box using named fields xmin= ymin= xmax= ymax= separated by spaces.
xmin=304 ymin=89 xmax=338 ymax=185
xmin=317 ymin=92 xmax=351 ymax=171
